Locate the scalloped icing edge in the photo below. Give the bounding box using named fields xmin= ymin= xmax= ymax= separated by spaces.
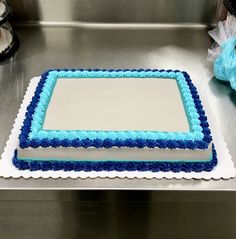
xmin=0 ymin=76 xmax=235 ymax=179
xmin=19 ymin=69 xmax=211 ymax=150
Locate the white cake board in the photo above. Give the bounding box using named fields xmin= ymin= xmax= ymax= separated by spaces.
xmin=0 ymin=77 xmax=235 ymax=179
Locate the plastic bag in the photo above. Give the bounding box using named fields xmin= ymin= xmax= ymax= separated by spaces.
xmin=214 ymin=37 xmax=236 ymax=90
xmin=208 ymin=14 xmax=236 ymax=61
xmin=208 ymin=14 xmax=236 ymax=90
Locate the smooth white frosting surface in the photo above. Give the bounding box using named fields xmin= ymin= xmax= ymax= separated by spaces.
xmin=43 ymin=78 xmax=189 ymax=132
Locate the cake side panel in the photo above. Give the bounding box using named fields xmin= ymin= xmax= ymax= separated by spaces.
xmin=17 ymin=144 xmax=213 ymax=162
xmin=13 ymin=145 xmax=217 ymax=172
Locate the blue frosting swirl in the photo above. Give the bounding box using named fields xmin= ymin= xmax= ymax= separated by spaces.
xmin=19 ymin=69 xmax=212 ymax=150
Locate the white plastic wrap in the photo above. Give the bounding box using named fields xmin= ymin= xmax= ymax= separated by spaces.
xmin=208 ymin=13 xmax=236 ymax=61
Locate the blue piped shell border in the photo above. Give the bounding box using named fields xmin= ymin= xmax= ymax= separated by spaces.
xmin=19 ymin=69 xmax=212 ymax=150
xmin=12 ymin=145 xmax=217 ymax=172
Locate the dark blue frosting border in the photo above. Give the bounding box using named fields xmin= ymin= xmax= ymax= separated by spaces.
xmin=13 ymin=145 xmax=217 ymax=172
xmin=19 ymin=69 xmax=212 ymax=150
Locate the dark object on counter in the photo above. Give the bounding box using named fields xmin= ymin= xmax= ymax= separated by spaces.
xmin=0 ymin=1 xmax=18 ymax=61
xmin=0 ymin=28 xmax=18 ymax=62
xmin=0 ymin=0 xmax=10 ymax=24
xmin=224 ymin=0 xmax=236 ymax=16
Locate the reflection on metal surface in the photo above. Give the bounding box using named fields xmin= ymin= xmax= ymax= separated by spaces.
xmin=0 ymin=25 xmax=235 ymax=190
xmin=1 ymin=191 xmax=236 ymax=239
xmin=8 ymin=0 xmax=222 ymax=24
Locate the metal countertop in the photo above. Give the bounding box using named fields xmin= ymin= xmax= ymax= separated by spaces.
xmin=0 ymin=25 xmax=235 ymax=190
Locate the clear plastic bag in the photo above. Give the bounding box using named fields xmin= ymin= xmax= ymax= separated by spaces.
xmin=214 ymin=37 xmax=236 ymax=90
xmin=208 ymin=14 xmax=236 ymax=90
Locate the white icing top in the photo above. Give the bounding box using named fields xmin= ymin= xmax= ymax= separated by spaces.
xmin=43 ymin=77 xmax=189 ymax=132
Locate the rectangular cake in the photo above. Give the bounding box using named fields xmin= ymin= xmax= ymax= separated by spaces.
xmin=13 ymin=69 xmax=217 ymax=172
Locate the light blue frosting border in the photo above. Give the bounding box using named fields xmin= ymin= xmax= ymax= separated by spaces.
xmin=29 ymin=70 xmax=204 ymax=141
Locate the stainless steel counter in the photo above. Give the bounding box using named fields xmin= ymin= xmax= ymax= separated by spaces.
xmin=8 ymin=0 xmax=221 ymax=24
xmin=0 ymin=25 xmax=235 ymax=190
xmin=1 ymin=190 xmax=236 ymax=239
